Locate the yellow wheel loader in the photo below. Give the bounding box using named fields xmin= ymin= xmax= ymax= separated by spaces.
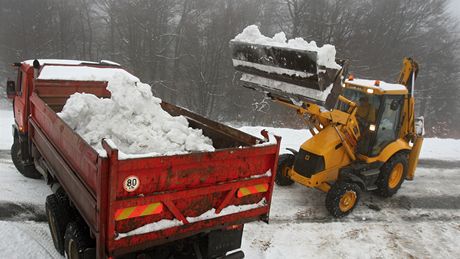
xmin=230 ymin=40 xmax=424 ymax=218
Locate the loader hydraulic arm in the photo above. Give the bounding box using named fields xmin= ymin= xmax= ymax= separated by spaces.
xmin=398 ymin=57 xmax=419 ymax=94
xmin=397 ymin=57 xmax=422 ymax=180
xmin=273 ymin=94 xmax=360 ymax=149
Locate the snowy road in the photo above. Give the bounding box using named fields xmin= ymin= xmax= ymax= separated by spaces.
xmin=0 ymin=149 xmax=459 ymax=258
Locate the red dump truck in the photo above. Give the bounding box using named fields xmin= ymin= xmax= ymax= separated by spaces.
xmin=5 ymin=59 xmax=280 ymax=259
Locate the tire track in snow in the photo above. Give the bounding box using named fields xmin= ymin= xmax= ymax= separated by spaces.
xmin=268 ymin=213 xmax=460 ymax=224
xmin=0 ymin=201 xmax=47 ymax=222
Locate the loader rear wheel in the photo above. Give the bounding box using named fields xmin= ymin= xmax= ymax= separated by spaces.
xmin=276 ymin=154 xmax=295 ymax=186
xmin=325 ymin=181 xmax=361 ymax=218
xmin=11 ymin=141 xmax=41 ymax=179
xmin=376 ymin=153 xmax=408 ymax=198
xmin=64 ymin=221 xmax=95 ymax=259
xmin=46 ymin=193 xmax=72 ymax=255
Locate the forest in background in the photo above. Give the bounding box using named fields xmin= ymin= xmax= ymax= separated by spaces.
xmin=1 ymin=0 xmax=459 ymax=137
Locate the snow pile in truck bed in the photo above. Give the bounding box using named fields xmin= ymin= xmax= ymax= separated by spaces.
xmin=232 ymin=25 xmax=341 ymax=69
xmin=58 ymin=69 xmax=215 ymax=158
xmin=38 ymin=66 xmax=139 ymax=82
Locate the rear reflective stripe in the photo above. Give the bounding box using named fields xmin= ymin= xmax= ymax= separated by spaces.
xmin=237 ymin=184 xmax=269 ymax=198
xmin=115 ymin=202 xmax=163 ymax=221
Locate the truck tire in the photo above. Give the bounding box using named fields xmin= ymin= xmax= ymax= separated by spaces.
xmin=275 ymin=154 xmax=294 ymax=186
xmin=46 ymin=193 xmax=72 ymax=255
xmin=325 ymin=181 xmax=361 ymax=218
xmin=375 ymin=153 xmax=408 ymax=197
xmin=64 ymin=221 xmax=95 ymax=259
xmin=11 ymin=141 xmax=41 ymax=179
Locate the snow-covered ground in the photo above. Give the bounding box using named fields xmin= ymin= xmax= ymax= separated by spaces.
xmin=0 ymin=109 xmax=14 ymax=149
xmin=0 ymin=151 xmax=57 ymax=258
xmin=240 ymin=126 xmax=460 ymax=161
xmin=1 ymin=109 xmax=460 ymax=258
xmin=0 ymin=149 xmax=459 ymax=258
xmin=243 ymin=167 xmax=460 ymax=258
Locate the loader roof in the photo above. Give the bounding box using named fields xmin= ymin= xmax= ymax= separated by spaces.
xmin=345 ymin=78 xmax=408 ymax=95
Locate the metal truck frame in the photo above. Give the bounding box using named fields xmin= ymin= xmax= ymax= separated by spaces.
xmin=6 ymin=59 xmax=281 ymax=258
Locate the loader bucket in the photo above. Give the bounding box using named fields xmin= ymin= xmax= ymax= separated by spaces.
xmin=230 ymin=40 xmax=345 ymax=106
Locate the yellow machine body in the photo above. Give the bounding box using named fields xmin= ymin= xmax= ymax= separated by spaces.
xmin=230 ymin=45 xmax=423 ymax=217
xmin=282 ymin=58 xmax=423 ymax=194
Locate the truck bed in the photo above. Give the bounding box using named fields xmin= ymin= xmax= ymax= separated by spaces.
xmin=29 ymin=79 xmax=280 ymax=257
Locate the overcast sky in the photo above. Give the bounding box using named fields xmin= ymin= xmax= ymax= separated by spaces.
xmin=449 ymin=0 xmax=460 ymax=18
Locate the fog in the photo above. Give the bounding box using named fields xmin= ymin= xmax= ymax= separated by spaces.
xmin=1 ymin=0 xmax=459 ymax=137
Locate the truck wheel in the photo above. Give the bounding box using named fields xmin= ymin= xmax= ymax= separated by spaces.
xmin=64 ymin=222 xmax=95 ymax=259
xmin=11 ymin=141 xmax=41 ymax=179
xmin=325 ymin=181 xmax=361 ymax=218
xmin=275 ymin=154 xmax=294 ymax=186
xmin=46 ymin=194 xmax=72 ymax=255
xmin=375 ymin=153 xmax=408 ymax=197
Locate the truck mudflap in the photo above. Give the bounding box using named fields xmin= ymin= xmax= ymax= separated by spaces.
xmin=102 ymin=135 xmax=281 ymax=257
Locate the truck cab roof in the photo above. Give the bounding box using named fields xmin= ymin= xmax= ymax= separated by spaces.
xmin=20 ymin=59 xmax=121 ymax=69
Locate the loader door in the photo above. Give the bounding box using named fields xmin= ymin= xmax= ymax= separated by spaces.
xmin=370 ymin=95 xmax=404 ymax=156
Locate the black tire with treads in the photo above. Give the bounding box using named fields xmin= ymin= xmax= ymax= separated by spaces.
xmin=65 ymin=221 xmax=95 ymax=259
xmin=325 ymin=181 xmax=361 ymax=218
xmin=276 ymin=154 xmax=295 ymax=186
xmin=46 ymin=194 xmax=72 ymax=254
xmin=375 ymin=153 xmax=408 ymax=198
xmin=11 ymin=141 xmax=41 ymax=179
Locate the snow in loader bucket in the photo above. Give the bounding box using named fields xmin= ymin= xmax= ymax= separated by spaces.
xmin=230 ymin=40 xmax=343 ymax=104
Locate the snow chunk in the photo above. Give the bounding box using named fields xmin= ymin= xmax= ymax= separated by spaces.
xmin=240 ymin=74 xmax=333 ymax=102
xmin=57 ymin=68 xmax=215 ymax=158
xmin=250 ymin=169 xmax=272 ymax=179
xmin=100 ymin=60 xmax=121 ymax=66
xmin=232 ymin=25 xmax=341 ymax=69
xmin=187 ymin=198 xmax=267 ymax=223
xmin=38 ymin=65 xmax=139 ymax=82
xmin=116 ymin=219 xmax=183 ymax=240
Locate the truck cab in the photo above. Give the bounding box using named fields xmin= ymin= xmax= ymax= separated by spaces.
xmin=7 ymin=61 xmax=40 ymax=177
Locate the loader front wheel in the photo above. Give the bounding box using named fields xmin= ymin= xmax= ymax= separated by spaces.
xmin=325 ymin=181 xmax=361 ymax=218
xmin=376 ymin=153 xmax=408 ymax=197
xmin=276 ymin=154 xmax=295 ymax=186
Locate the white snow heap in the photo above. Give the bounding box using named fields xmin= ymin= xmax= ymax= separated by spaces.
xmin=232 ymin=25 xmax=341 ymax=69
xmin=58 ymin=70 xmax=215 ymax=158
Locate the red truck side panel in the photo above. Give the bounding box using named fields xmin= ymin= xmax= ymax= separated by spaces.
xmin=29 ymin=119 xmax=99 ymax=231
xmin=28 ymin=76 xmax=280 ymax=258
xmin=30 ymin=92 xmax=99 ymax=196
xmin=103 ymin=140 xmax=279 ymax=257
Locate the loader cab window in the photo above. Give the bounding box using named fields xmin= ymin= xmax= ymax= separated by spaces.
xmin=338 ymin=88 xmax=381 ymax=126
xmin=370 ymin=95 xmax=404 ymax=156
xmin=338 ymin=88 xmax=382 ymax=156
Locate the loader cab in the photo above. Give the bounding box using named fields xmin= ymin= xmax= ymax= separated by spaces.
xmin=341 ymin=79 xmax=407 ymax=158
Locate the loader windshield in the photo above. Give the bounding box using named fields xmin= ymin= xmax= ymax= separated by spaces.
xmin=338 ymin=88 xmax=381 ymax=123
xmin=338 ymin=88 xmax=382 ymax=155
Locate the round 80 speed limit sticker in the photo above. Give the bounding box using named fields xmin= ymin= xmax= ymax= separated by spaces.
xmin=123 ymin=175 xmax=140 ymax=192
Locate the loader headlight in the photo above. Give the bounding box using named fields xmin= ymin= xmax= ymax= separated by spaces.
xmin=367 ymin=88 xmax=374 ymax=94
xmin=369 ymin=124 xmax=376 ymax=131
